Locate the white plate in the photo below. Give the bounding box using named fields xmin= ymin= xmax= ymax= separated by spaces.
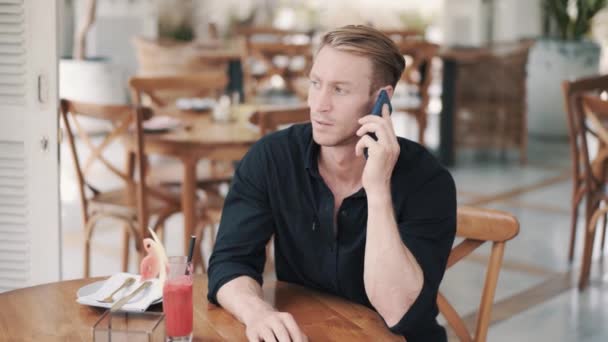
xmin=176 ymin=97 xmax=215 ymax=112
xmin=142 ymin=116 xmax=182 ymax=133
xmin=77 ymin=280 xmax=163 ymax=307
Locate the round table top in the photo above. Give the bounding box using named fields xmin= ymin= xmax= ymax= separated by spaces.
xmin=140 ymin=104 xmax=262 ymax=160
xmin=0 ymin=276 xmax=403 ymax=341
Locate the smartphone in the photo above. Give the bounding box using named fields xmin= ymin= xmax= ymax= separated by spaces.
xmin=364 ymin=89 xmax=392 ymax=159
xmin=371 ymin=89 xmax=392 ymax=117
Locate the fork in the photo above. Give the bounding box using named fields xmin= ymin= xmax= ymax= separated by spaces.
xmin=110 ymin=281 xmax=153 ymax=312
xmin=97 ymin=277 xmax=136 ymax=303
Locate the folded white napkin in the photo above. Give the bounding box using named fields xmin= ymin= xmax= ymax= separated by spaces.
xmin=77 ymin=273 xmax=162 ymax=312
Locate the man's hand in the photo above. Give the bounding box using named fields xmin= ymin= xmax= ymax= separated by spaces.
xmin=355 ymin=103 xmax=400 ymax=194
xmin=244 ymin=310 xmax=308 ymax=342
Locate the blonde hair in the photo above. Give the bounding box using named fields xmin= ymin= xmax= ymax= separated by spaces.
xmin=317 ymin=25 xmax=405 ymax=92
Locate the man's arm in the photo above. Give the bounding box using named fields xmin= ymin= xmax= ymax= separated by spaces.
xmin=207 ymin=139 xmax=307 ymax=342
xmin=356 ymin=104 xmax=456 ymax=333
xmin=363 ymin=191 xmax=423 ymax=326
xmin=355 ymin=105 xmax=423 ymax=325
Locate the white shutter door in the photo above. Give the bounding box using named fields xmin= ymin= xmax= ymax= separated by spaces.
xmin=0 ymin=0 xmax=60 ymax=292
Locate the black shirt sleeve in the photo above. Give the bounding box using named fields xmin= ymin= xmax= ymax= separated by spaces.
xmin=207 ymin=139 xmax=276 ymax=305
xmin=388 ymin=167 xmax=457 ymax=340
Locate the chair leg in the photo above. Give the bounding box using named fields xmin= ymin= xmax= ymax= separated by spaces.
xmin=210 ymin=223 xmax=217 ymax=248
xmin=579 ymin=224 xmax=595 ymax=290
xmin=194 ymin=219 xmax=210 ymax=274
xmin=84 ymin=239 xmax=91 ymax=278
xmin=417 ymin=114 xmax=426 ymax=146
xmin=122 ymin=223 xmax=130 ymax=273
xmin=579 ymin=206 xmax=606 ymax=289
xmin=83 ymin=214 xmax=103 ymax=278
xmin=601 ymin=211 xmax=608 ymax=258
xmin=569 ymin=198 xmax=581 ymax=262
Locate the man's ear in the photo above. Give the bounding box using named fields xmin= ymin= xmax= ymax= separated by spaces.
xmin=374 ymin=85 xmax=395 ymax=99
xmin=383 ymin=86 xmax=395 ymax=99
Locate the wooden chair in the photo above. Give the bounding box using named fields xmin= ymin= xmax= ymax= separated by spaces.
xmin=572 ymin=93 xmax=608 ymax=289
xmin=562 ymin=75 xmax=608 ymax=267
xmin=438 ymin=206 xmax=519 ymax=342
xmin=248 ymin=104 xmax=310 ymax=135
xmin=128 ymin=73 xmax=234 ymax=181
xmin=390 ymin=39 xmax=439 ymax=145
xmin=60 ymin=99 xmax=181 ymax=277
xmin=129 ymin=75 xmax=233 ymax=273
xmin=237 ymin=26 xmax=314 ymax=101
xmin=129 ymin=73 xmax=234 ymax=187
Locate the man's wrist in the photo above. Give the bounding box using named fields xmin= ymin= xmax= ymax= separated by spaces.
xmin=241 ymin=298 xmax=276 ymax=326
xmin=366 ymin=185 xmax=392 ymax=208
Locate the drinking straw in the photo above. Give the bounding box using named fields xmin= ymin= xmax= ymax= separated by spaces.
xmin=186 ymin=235 xmax=196 ymax=275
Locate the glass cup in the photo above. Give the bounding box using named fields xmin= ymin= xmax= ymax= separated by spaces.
xmin=92 ymin=311 xmax=165 ymax=342
xmin=163 ymin=256 xmax=193 ymax=342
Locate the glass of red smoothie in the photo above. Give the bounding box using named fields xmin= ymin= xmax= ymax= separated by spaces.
xmin=163 ymin=256 xmax=193 ymax=342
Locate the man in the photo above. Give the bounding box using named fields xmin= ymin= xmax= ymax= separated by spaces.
xmin=207 ymin=25 xmax=456 ymax=341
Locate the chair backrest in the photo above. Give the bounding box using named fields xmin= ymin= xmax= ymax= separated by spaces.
xmin=580 ymin=93 xmax=608 ymax=189
xmin=59 ymin=99 xmax=151 ymax=225
xmin=562 ymin=75 xmax=608 ymax=192
xmin=451 ymin=41 xmax=532 ymax=159
xmin=248 ymin=105 xmax=310 ymax=135
xmin=129 ymin=72 xmax=229 ymax=109
xmin=438 ymin=206 xmax=519 ymax=342
xmin=237 ymin=26 xmax=313 ymax=45
xmin=455 ymin=42 xmax=532 ymax=100
xmin=237 ymin=26 xmax=313 ymax=100
xmin=132 ymin=36 xmax=230 ymax=77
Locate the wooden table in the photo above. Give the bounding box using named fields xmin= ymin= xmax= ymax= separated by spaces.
xmin=0 ymin=276 xmax=403 ymax=341
xmin=142 ymin=105 xmax=261 ymax=253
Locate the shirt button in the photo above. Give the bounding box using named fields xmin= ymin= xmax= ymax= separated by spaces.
xmin=340 ymin=210 xmax=347 ymax=217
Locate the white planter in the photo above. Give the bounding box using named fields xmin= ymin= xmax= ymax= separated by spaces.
xmin=59 ymin=58 xmax=128 ymax=104
xmin=527 ymin=39 xmax=601 ymax=138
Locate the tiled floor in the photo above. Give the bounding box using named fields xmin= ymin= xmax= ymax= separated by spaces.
xmin=60 ymin=112 xmax=608 ymax=340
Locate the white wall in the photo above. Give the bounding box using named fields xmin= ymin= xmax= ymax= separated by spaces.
xmin=493 ymin=0 xmax=542 ymax=43
xmin=442 ymin=0 xmax=542 ymax=46
xmin=73 ymin=0 xmax=158 ymax=77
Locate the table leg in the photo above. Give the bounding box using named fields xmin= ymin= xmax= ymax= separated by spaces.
xmin=182 ymin=158 xmax=197 ymax=255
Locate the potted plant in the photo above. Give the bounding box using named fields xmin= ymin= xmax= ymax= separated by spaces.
xmin=527 ymin=0 xmax=607 ymax=138
xmin=59 ymin=0 xmax=127 ymax=105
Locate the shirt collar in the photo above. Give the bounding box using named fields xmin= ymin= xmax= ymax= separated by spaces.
xmin=305 ymin=135 xmax=322 ymax=179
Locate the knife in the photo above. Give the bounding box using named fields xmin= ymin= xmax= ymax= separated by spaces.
xmin=110 ymin=281 xmax=152 ymax=312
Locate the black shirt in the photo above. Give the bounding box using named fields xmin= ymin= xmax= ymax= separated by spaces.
xmin=207 ymin=123 xmax=456 ymax=341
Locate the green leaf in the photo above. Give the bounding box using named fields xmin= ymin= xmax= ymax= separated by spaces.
xmin=545 ymin=0 xmax=607 ymax=39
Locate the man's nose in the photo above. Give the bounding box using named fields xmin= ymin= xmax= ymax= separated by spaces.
xmin=310 ymin=88 xmax=332 ymax=113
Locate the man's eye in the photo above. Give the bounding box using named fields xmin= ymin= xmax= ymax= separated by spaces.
xmin=335 ymin=87 xmax=346 ymax=94
xmin=310 ymin=80 xmax=320 ymax=88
